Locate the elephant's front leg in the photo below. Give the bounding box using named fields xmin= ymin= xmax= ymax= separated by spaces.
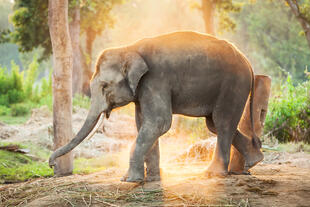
xmin=122 ymin=92 xmax=172 ymax=183
xmin=145 ymin=141 xmax=160 ymax=181
xmin=135 ymin=103 xmax=161 ymax=182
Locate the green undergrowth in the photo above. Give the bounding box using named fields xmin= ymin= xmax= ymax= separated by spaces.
xmin=264 ymin=74 xmax=310 ymax=143
xmin=276 ymin=142 xmax=310 ymax=153
xmin=0 ymin=114 xmax=30 ymax=124
xmin=0 ymin=141 xmax=120 ymax=183
xmin=0 ymin=94 xmax=90 ymax=125
xmin=0 ymin=142 xmax=53 ymax=183
xmin=0 ymin=150 xmax=53 ymax=183
xmin=262 ymin=140 xmax=310 ymax=154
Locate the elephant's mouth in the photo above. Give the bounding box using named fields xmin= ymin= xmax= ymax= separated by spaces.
xmin=105 ymin=110 xmax=111 ymax=119
xmin=104 ymin=103 xmax=114 ymax=119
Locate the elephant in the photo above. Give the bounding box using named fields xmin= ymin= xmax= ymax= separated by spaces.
xmin=49 ymin=31 xmax=264 ymax=182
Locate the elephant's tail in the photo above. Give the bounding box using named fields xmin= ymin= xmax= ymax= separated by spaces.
xmin=249 ymin=64 xmax=262 ymax=149
xmin=238 ymin=52 xmax=261 ymax=149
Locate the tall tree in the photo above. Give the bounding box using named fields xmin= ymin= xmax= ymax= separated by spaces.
xmin=201 ymin=0 xmax=216 ymax=35
xmin=0 ymin=0 xmax=22 ymax=69
xmin=48 ymin=0 xmax=73 ymax=176
xmin=285 ymin=0 xmax=310 ymax=49
xmin=4 ymin=0 xmax=121 ymax=96
xmin=69 ymin=2 xmax=82 ymax=94
xmin=230 ymin=0 xmax=310 ymax=82
xmin=198 ymin=0 xmax=241 ymax=35
xmin=80 ymin=0 xmax=121 ymax=95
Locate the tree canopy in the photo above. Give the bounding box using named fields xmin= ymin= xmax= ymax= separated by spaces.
xmin=227 ymin=0 xmax=310 ymax=82
xmin=6 ymin=0 xmax=122 ymax=61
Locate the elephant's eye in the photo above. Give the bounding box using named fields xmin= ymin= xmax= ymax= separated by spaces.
xmin=102 ymin=83 xmax=108 ymax=93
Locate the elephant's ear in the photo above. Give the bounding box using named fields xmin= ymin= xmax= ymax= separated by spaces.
xmin=123 ymin=52 xmax=149 ymax=96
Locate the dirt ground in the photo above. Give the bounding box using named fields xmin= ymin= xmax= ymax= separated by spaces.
xmin=1 ymin=107 xmax=310 ymax=207
xmin=1 ymin=157 xmax=310 ymax=207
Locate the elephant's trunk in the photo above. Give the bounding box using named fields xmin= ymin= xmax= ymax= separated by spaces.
xmin=49 ymin=111 xmax=104 ymax=168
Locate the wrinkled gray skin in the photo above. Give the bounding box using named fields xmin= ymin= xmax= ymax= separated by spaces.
xmin=49 ymin=31 xmax=263 ymax=182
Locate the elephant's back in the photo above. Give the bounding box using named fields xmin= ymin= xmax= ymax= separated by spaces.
xmin=134 ymin=31 xmax=252 ymax=80
xmin=133 ymin=31 xmax=254 ymax=117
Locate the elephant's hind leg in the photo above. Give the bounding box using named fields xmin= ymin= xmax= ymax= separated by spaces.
xmin=206 ymin=115 xmax=263 ymax=174
xmin=205 ymin=88 xmax=248 ymax=177
xmin=231 ymin=130 xmax=264 ymax=172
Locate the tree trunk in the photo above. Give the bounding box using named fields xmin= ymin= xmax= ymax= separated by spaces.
xmin=286 ymin=0 xmax=310 ymax=49
xmin=69 ymin=5 xmax=83 ymax=96
xmin=201 ymin=0 xmax=216 ymax=35
xmin=48 ymin=0 xmax=73 ymax=176
xmin=229 ymin=75 xmax=272 ymax=173
xmin=82 ymin=29 xmax=96 ymax=96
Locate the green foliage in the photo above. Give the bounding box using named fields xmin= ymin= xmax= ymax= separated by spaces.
xmin=10 ymin=0 xmax=50 ymax=61
xmin=0 ymin=105 xmax=11 ymax=115
xmin=298 ymin=0 xmax=310 ymax=23
xmin=0 ymin=0 xmax=22 ymax=69
xmin=264 ymin=74 xmax=310 ymax=143
xmin=11 ymin=103 xmax=29 ymax=116
xmin=80 ymin=0 xmax=123 ymax=36
xmin=0 ymin=57 xmax=53 ymax=117
xmin=227 ymin=0 xmax=310 ymax=83
xmin=191 ymin=0 xmax=241 ymax=33
xmin=0 ymin=62 xmax=25 ymax=106
xmin=276 ymin=142 xmax=310 ymax=154
xmin=0 ymin=142 xmax=53 ymax=183
xmin=23 ymin=56 xmax=39 ymax=98
xmin=216 ymin=0 xmax=242 ymax=33
xmin=0 ymin=114 xmax=29 ymax=124
xmin=8 ymin=0 xmax=122 ymax=61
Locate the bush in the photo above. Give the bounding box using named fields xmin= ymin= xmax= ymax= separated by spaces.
xmin=264 ymin=75 xmax=310 ymax=143
xmin=0 ymin=62 xmax=25 ymax=106
xmin=11 ymin=103 xmax=30 ymax=116
xmin=0 ymin=105 xmax=11 ymax=116
xmin=23 ymin=56 xmax=40 ymax=100
xmin=0 ymin=58 xmax=53 ymax=118
xmin=0 ymin=94 xmax=9 ymax=106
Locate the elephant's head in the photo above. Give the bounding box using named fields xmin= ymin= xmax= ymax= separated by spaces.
xmin=49 ymin=48 xmax=148 ymax=168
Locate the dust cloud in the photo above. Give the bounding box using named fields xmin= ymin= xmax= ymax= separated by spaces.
xmin=92 ymin=0 xmax=204 ymax=67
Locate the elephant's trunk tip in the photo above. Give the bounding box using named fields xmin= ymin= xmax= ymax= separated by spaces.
xmin=49 ymin=155 xmax=57 ymax=168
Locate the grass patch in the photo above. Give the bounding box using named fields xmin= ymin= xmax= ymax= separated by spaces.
xmin=276 ymin=142 xmax=310 ymax=153
xmin=0 ymin=150 xmax=53 ymax=184
xmin=262 ymin=141 xmax=310 ymax=154
xmin=0 ymin=140 xmax=121 ymax=183
xmin=74 ymin=154 xmax=120 ymax=174
xmin=0 ymin=141 xmax=53 ymax=183
xmin=0 ymin=114 xmax=30 ymax=124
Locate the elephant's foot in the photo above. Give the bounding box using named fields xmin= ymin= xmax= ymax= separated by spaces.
xmin=205 ymin=160 xmax=228 ymax=178
xmin=228 ymin=147 xmax=249 ymax=175
xmin=244 ymin=149 xmax=264 ymax=171
xmin=121 ymin=162 xmax=145 ymax=183
xmin=145 ymin=174 xmax=161 ymax=182
xmin=121 ymin=171 xmax=144 ymax=183
xmin=228 ymin=170 xmax=251 ymax=175
xmin=145 ymin=167 xmax=161 ymax=182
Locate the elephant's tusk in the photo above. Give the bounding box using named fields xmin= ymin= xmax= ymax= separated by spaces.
xmin=86 ymin=112 xmax=105 ymax=140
